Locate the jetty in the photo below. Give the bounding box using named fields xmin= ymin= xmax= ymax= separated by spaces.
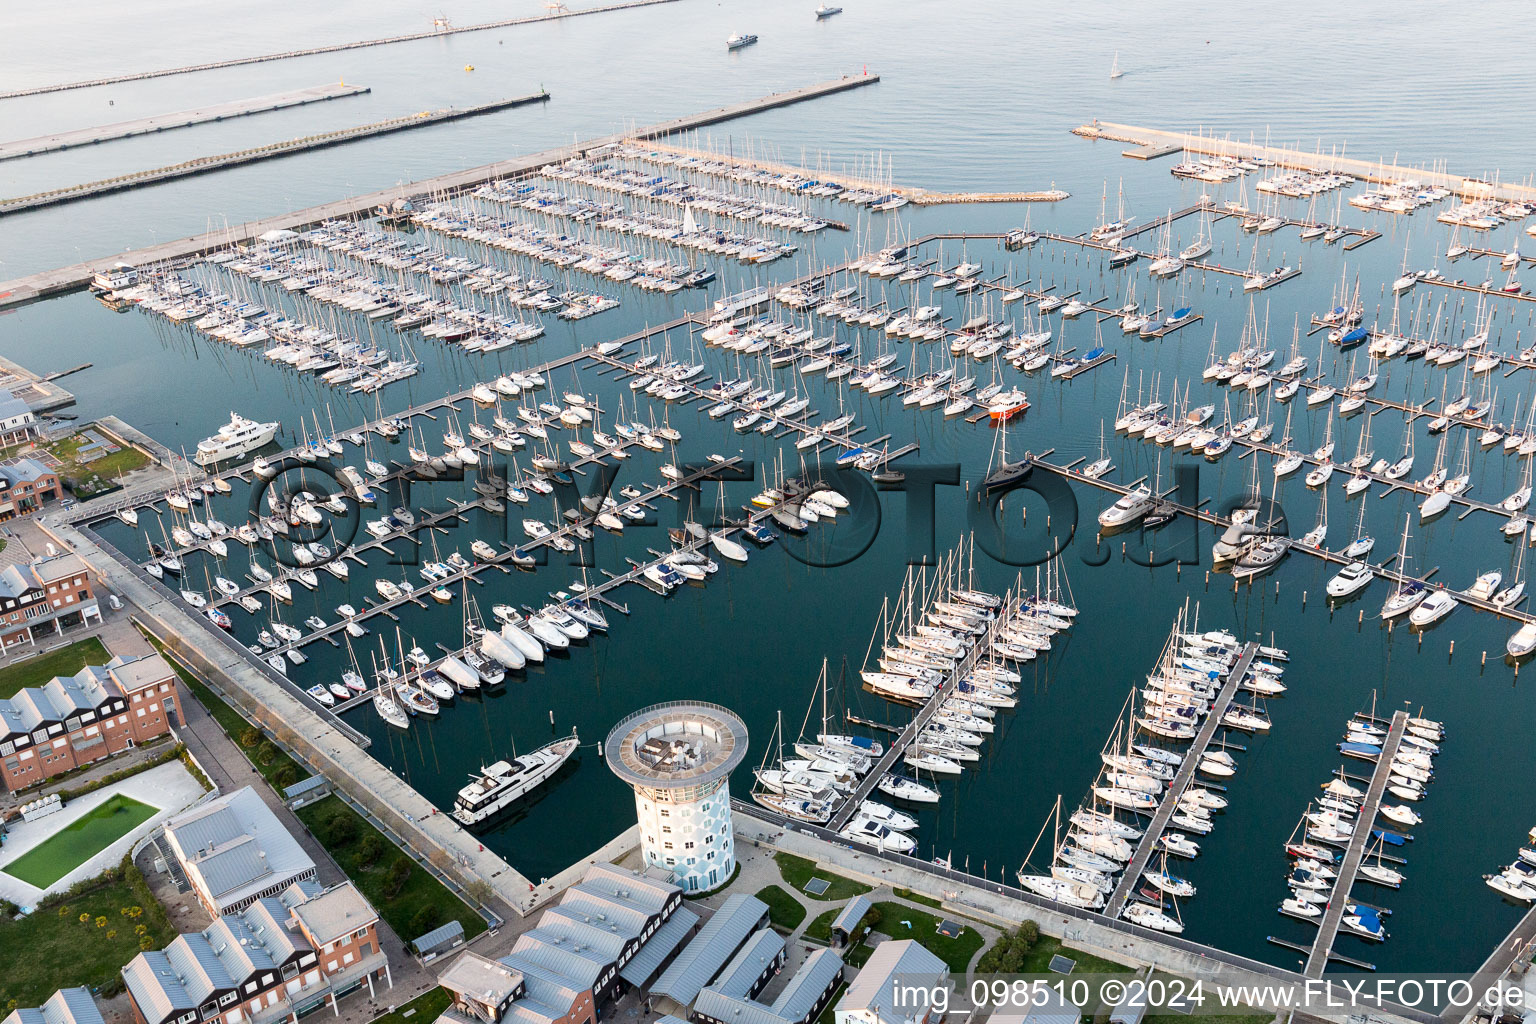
xmin=629 ymin=136 xmax=1067 ymax=206
xmin=0 ymin=73 xmax=881 ymax=309
xmin=1104 ymin=643 xmax=1258 ymax=918
xmin=0 ymin=83 xmax=371 ymax=161
xmin=827 ymin=611 xmax=1007 ymax=832
xmin=1074 ymin=121 xmax=1536 ymax=203
xmin=1304 ymin=711 xmax=1409 ymax=976
xmin=0 ymin=0 xmax=679 ymax=99
xmin=0 ymin=94 xmax=551 ymax=216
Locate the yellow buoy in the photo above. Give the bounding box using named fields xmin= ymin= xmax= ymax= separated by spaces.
xmin=464 ymin=64 xmax=475 ymax=71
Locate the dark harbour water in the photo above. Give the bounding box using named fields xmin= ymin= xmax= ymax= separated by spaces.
xmin=9 ymin=0 xmax=1536 ymax=976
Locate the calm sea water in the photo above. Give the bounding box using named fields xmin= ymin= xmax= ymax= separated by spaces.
xmin=6 ymin=0 xmax=1536 ymax=976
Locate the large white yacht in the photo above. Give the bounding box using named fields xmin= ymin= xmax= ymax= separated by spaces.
xmin=451 ymin=733 xmax=580 ymax=826
xmin=195 ymin=412 xmax=279 ymax=466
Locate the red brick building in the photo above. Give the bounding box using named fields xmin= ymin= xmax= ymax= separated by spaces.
xmin=0 ymin=552 xmax=102 ymax=651
xmin=122 ymin=880 xmax=392 ymax=1024
xmin=0 ymin=456 xmax=63 ymax=519
xmin=0 ymin=652 xmax=180 ymax=792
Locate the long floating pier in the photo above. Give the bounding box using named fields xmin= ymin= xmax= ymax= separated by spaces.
xmin=1104 ymin=644 xmax=1257 ymax=918
xmin=1073 ymin=121 xmax=1536 ymax=203
xmin=0 ymin=83 xmax=371 ymax=162
xmin=0 ymin=0 xmax=679 ymax=100
xmin=0 ymin=93 xmax=551 ymax=216
xmin=1304 ymin=711 xmax=1409 ymax=977
xmin=0 ymin=73 xmax=882 ymax=308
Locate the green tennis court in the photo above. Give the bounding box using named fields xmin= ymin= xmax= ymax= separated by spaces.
xmin=3 ymin=794 xmax=158 ymax=888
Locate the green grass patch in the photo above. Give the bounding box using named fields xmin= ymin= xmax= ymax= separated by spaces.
xmin=868 ymin=900 xmax=984 ymax=973
xmin=755 ymin=884 xmax=807 ymax=931
xmin=47 ymin=432 xmax=151 ymax=499
xmin=295 ymin=795 xmax=484 ymax=943
xmin=0 ymin=871 xmax=175 ymax=1006
xmin=0 ymin=637 xmax=110 ymax=699
xmin=804 ymin=906 xmax=838 ymax=943
xmin=773 ymin=852 xmax=872 ymax=901
xmin=1018 ymin=935 xmax=1134 ymax=976
xmin=844 ymin=943 xmax=875 ymax=967
xmin=3 ymin=795 xmax=158 ymax=888
xmin=372 ymin=986 xmax=450 ymax=1024
xmin=893 ymin=887 xmax=943 ymax=909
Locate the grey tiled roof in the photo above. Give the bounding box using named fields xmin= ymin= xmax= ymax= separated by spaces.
xmin=708 ymin=929 xmax=784 ymax=998
xmin=650 ymin=894 xmax=768 ymax=1006
xmin=412 ymin=919 xmax=464 ymax=952
xmin=829 ymin=894 xmax=873 ymax=935
xmin=164 ymin=788 xmax=315 ymax=912
xmin=769 ymin=948 xmax=843 ymax=1023
xmin=0 ymin=988 xmax=106 ymax=1024
xmin=616 ymin=905 xmax=697 ymax=987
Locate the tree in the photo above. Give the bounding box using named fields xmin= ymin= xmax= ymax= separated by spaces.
xmin=428 ymin=849 xmax=453 ymax=874
xmin=272 ymin=764 xmax=299 ymax=789
xmin=383 ymin=859 xmax=412 ymax=898
xmin=326 ymin=810 xmax=357 ymax=846
xmin=356 ymin=833 xmax=386 ymax=867
xmin=409 ymin=905 xmax=441 ymax=937
xmin=256 ymin=742 xmax=278 ymax=766
xmin=239 ymin=727 xmax=261 ymax=748
xmin=465 ymin=879 xmax=494 ymax=907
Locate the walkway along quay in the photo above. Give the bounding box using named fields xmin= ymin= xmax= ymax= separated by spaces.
xmin=1103 ymin=644 xmax=1258 ymax=918
xmin=1304 ymin=711 xmax=1410 ymax=977
xmin=0 ymin=82 xmax=371 ymax=161
xmin=0 ymin=73 xmax=882 ymax=309
xmin=0 ymin=0 xmax=679 ymax=99
xmin=0 ymin=93 xmax=551 ymax=216
xmin=732 ymin=805 xmax=1439 ymax=1024
xmin=1073 ymin=121 xmax=1536 ymax=203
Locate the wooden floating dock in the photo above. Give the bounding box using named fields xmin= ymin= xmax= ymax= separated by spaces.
xmin=0 ymin=0 xmax=680 ymax=100
xmin=1104 ymin=644 xmax=1258 ymax=918
xmin=0 ymin=83 xmax=372 ymax=162
xmin=0 ymin=94 xmax=552 ymax=216
xmin=0 ymin=74 xmax=883 ymax=309
xmin=1304 ymin=711 xmax=1409 ymax=976
xmin=1074 ymin=120 xmax=1536 ymax=204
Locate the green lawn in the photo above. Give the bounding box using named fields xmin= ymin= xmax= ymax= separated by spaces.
xmin=774 ymin=852 xmax=873 ymax=901
xmin=0 ymin=637 xmax=110 ymax=699
xmin=3 ymin=795 xmax=158 ymax=888
xmin=893 ymin=886 xmax=943 ymax=909
xmin=755 ymin=884 xmax=807 ymax=931
xmin=0 ymin=874 xmax=176 ymax=1006
xmin=868 ymin=901 xmax=984 ymax=973
xmin=296 ymin=796 xmax=485 ymax=943
xmin=804 ymin=906 xmax=839 ymax=943
xmin=371 ymin=986 xmax=450 ymax=1024
xmin=1018 ymin=935 xmax=1134 ymax=976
